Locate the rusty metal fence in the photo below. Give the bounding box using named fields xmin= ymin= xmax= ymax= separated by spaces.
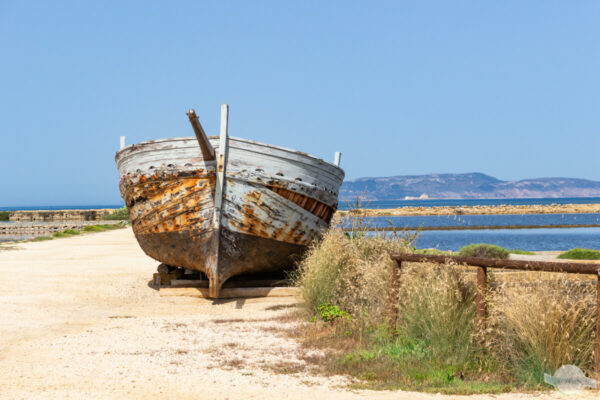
xmin=389 ymin=253 xmax=600 ymax=373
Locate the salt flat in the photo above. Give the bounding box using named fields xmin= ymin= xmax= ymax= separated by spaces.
xmin=0 ymin=229 xmax=593 ymax=399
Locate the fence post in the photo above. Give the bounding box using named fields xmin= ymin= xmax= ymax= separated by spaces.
xmin=389 ymin=259 xmax=402 ymax=329
xmin=595 ymin=270 xmax=600 ymax=374
xmin=476 ymin=266 xmax=487 ymax=330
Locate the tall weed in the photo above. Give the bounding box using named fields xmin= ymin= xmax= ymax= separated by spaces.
xmin=488 ymin=274 xmax=596 ymax=383
xmin=395 ymin=262 xmax=477 ymax=363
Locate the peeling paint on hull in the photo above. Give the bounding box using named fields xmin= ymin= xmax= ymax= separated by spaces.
xmin=116 ymin=136 xmax=344 ymax=297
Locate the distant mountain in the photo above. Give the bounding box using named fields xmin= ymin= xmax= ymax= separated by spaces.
xmin=340 ymin=173 xmax=600 ymax=200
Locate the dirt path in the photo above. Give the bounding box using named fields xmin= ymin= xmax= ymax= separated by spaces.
xmin=0 ymin=229 xmax=595 ymax=399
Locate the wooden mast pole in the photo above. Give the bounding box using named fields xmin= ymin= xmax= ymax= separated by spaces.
xmin=187 ymin=109 xmax=216 ymax=161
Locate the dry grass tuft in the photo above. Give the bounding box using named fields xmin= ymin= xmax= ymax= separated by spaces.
xmin=488 ymin=272 xmax=596 ymax=382
xmin=395 ymin=262 xmax=477 ymax=362
xmin=293 ymin=228 xmax=409 ymax=327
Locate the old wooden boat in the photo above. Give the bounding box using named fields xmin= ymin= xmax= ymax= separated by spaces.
xmin=115 ymin=105 xmax=344 ymax=298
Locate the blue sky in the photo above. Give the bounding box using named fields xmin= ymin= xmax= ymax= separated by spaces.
xmin=1 ymin=1 xmax=598 ymax=206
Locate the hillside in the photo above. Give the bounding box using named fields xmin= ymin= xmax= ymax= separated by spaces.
xmin=340 ymin=173 xmax=600 ymax=200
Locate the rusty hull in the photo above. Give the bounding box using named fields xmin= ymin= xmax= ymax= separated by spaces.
xmin=116 ymin=136 xmax=344 ymax=297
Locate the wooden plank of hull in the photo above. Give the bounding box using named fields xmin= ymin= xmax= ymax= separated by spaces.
xmin=116 ymin=136 xmax=344 ymax=298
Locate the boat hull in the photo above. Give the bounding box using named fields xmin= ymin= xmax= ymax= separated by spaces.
xmin=116 ymin=136 xmax=344 ymax=297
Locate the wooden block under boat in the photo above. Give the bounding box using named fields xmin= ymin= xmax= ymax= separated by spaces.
xmin=159 ymin=286 xmax=300 ymax=298
xmin=152 ymin=273 xmax=178 ymax=286
xmin=169 ymin=279 xmax=291 ymax=288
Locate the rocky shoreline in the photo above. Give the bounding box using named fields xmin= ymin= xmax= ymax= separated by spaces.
xmin=336 ymin=203 xmax=600 ymax=217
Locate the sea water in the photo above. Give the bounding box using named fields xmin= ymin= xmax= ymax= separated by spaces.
xmin=411 ymin=227 xmax=600 ymax=252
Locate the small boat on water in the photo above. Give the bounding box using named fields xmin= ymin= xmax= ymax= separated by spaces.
xmin=115 ymin=105 xmax=344 ymax=297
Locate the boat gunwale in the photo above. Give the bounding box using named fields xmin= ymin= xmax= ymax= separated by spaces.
xmin=115 ymin=136 xmax=344 ymax=173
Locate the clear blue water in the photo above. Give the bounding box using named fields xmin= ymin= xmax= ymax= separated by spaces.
xmin=336 ymin=197 xmax=600 ymax=250
xmin=411 ymin=228 xmax=600 ymax=252
xmin=338 ymin=197 xmax=600 ymax=210
xmin=341 ymin=213 xmax=600 ymax=251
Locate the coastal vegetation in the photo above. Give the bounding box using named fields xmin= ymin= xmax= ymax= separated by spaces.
xmin=293 ymin=203 xmax=596 ymax=393
xmin=558 ymin=248 xmax=600 ymax=260
xmin=102 ymin=207 xmax=129 ymax=221
xmin=413 ymin=246 xmax=536 ymax=257
xmin=21 ymin=223 xmax=127 ymax=243
xmin=458 ymin=243 xmax=509 ymax=259
xmin=0 ymin=211 xmax=9 ymax=221
xmin=83 ymin=223 xmax=126 ymax=232
xmin=32 ymin=236 xmax=54 ymax=241
xmin=53 ymin=229 xmax=81 ymax=238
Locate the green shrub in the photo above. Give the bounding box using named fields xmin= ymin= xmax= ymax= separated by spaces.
xmin=83 ymin=225 xmax=102 ymax=232
xmin=83 ymin=223 xmax=126 ymax=233
xmin=102 ymin=207 xmax=129 ymax=221
xmin=557 ymin=248 xmax=600 ymax=260
xmin=458 ymin=243 xmax=509 ymax=259
xmin=510 ymin=249 xmax=535 ymax=255
xmin=317 ymin=304 xmax=352 ymax=322
xmin=52 ymin=229 xmax=80 ymax=238
xmin=0 ymin=211 xmax=9 ymax=221
xmin=32 ymin=236 xmax=53 ymax=241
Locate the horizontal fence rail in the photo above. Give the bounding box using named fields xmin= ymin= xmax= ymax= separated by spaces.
xmin=392 ymin=253 xmax=600 ymax=274
xmin=389 ymin=253 xmax=600 ymax=373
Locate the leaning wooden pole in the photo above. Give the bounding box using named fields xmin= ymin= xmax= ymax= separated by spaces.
xmin=187 ymin=109 xmax=216 ymax=161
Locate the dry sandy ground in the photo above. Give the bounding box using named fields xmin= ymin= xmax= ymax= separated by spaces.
xmin=0 ymin=229 xmax=596 ymax=399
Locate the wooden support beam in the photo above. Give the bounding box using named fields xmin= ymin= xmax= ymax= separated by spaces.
xmin=159 ymin=286 xmax=300 ymax=298
xmin=476 ymin=266 xmax=487 ymax=330
xmin=169 ymin=279 xmax=291 ymax=288
xmin=389 ymin=259 xmax=402 ymax=329
xmin=153 ymin=273 xmax=178 ymax=286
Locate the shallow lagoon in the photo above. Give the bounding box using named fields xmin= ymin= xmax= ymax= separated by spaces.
xmin=411 ymin=227 xmax=600 ymax=252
